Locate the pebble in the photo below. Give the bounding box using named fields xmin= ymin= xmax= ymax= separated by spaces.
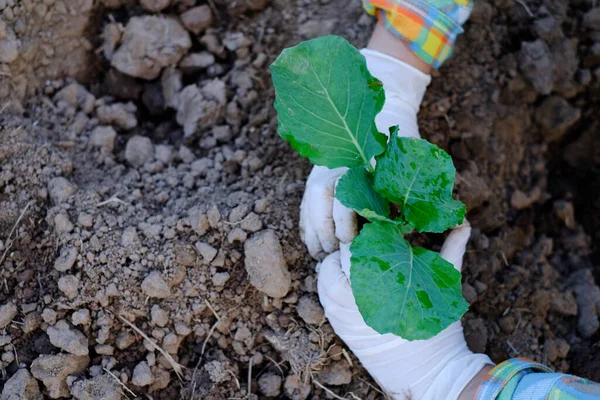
xmin=179 ymin=52 xmax=215 ymax=73
xmin=58 ymin=275 xmax=80 ymax=299
xmin=54 ymin=213 xmax=74 ymax=233
xmin=296 ymin=295 xmax=324 ymax=325
xmin=140 ymin=0 xmax=171 ymax=12
xmin=72 ymin=309 xmax=91 ymax=326
xmin=553 ymin=200 xmax=576 ymax=229
xmin=195 ymin=241 xmax=217 ymax=262
xmin=42 ymin=308 xmax=57 ymax=324
xmin=0 ymin=369 xmax=41 ymax=400
xmin=151 ymin=305 xmax=169 ymax=327
xmin=317 ymin=362 xmax=352 ymax=385
xmin=53 ymin=83 xmax=95 ymax=114
xmin=244 ymin=230 xmax=291 ymax=298
xmin=207 ymin=205 xmax=221 ymax=228
xmin=162 ymin=332 xmax=182 ymax=354
xmin=31 ymin=354 xmax=89 ymax=398
xmin=89 ymin=126 xmax=117 ymax=152
xmin=48 ymin=177 xmax=76 ymax=205
xmin=535 ymin=96 xmax=581 ymax=142
xmin=132 ymin=361 xmax=155 ymax=386
xmin=70 ymin=373 xmax=121 ymax=400
xmin=96 ymin=102 xmax=137 ymax=130
xmin=47 ymin=320 xmax=89 ymax=356
xmin=54 ymin=247 xmax=77 ymax=272
xmin=240 ymin=212 xmax=262 ymax=232
xmin=284 ymin=375 xmax=311 ymax=400
xmin=258 ymin=373 xmax=282 ymax=397
xmin=125 ymin=135 xmax=154 ymax=168
xmin=212 ymin=272 xmax=230 ymax=287
xmin=141 ymin=271 xmax=171 ymax=299
xmin=181 ymin=5 xmax=213 ymax=35
xmin=519 ymin=40 xmax=553 ymax=95
xmin=0 ymin=303 xmax=17 ymax=329
xmin=116 ymin=331 xmax=135 ymax=350
xmin=155 ymin=144 xmax=174 ymax=164
xmin=227 ymin=227 xmax=247 ymax=243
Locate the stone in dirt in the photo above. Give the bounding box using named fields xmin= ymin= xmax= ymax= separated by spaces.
xmin=519 ymin=40 xmax=554 ymax=95
xmin=89 ymin=126 xmax=117 ymax=152
xmin=96 ymin=102 xmax=137 ymax=130
xmin=53 ymin=83 xmax=95 ymax=115
xmin=141 ymin=271 xmax=171 ymax=298
xmin=179 ymin=52 xmax=215 ymax=73
xmin=176 ymin=79 xmax=227 ymax=137
xmin=54 ymin=247 xmax=78 ymax=272
xmin=317 ymin=362 xmax=352 ymax=385
xmin=58 ymin=275 xmax=80 ymax=299
xmin=180 ymin=5 xmax=213 ymax=35
xmin=46 ymin=320 xmax=89 ymax=356
xmin=1 ymin=369 xmax=42 ymax=400
xmin=125 ymin=135 xmax=154 ymax=168
xmin=70 ymin=374 xmax=122 ymax=400
xmin=284 ymin=375 xmax=311 ymax=400
xmin=244 ymin=229 xmax=291 ymax=298
xmin=583 ymin=8 xmax=600 ymax=30
xmin=140 ymin=0 xmax=171 ymax=12
xmin=535 ymin=96 xmax=580 ymax=142
xmin=258 ymin=373 xmax=282 ymax=397
xmin=132 ymin=361 xmax=155 ymax=387
xmin=48 ymin=177 xmax=76 ymax=205
xmin=0 ymin=303 xmax=17 ymax=329
xmin=296 ymin=295 xmax=324 ymax=325
xmin=111 ymin=16 xmax=191 ymax=80
xmin=30 ymin=354 xmax=89 ymax=399
xmin=568 ymin=269 xmax=600 ymax=338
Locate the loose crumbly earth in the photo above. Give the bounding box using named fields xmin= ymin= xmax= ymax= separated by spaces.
xmin=1 ymin=0 xmax=600 ymax=398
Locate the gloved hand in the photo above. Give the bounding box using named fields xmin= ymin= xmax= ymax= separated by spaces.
xmin=300 ymin=49 xmax=432 ymax=259
xmin=317 ymin=223 xmax=494 ymax=400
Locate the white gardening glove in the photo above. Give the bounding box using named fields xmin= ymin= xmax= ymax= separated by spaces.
xmin=317 ymin=223 xmax=494 ymax=400
xmin=300 ymin=49 xmax=431 ymax=259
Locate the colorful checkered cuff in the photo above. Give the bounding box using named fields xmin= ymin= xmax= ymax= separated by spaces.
xmin=361 ymin=0 xmax=473 ymax=68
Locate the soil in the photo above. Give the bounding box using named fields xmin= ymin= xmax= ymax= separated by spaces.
xmin=1 ymin=0 xmax=600 ymax=398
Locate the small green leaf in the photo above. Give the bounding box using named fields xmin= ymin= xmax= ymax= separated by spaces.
xmin=335 ymin=167 xmax=390 ymax=222
xmin=270 ymin=35 xmax=387 ymax=168
xmin=374 ymin=136 xmax=466 ymax=233
xmin=350 ymin=221 xmax=468 ymax=340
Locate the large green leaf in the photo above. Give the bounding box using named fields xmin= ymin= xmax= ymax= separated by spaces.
xmin=350 ymin=221 xmax=468 ymax=340
xmin=270 ymin=35 xmax=387 ymax=169
xmin=335 ymin=167 xmax=390 ymax=222
xmin=374 ymin=136 xmax=466 ymax=233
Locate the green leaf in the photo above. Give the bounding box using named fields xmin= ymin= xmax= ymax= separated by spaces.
xmin=350 ymin=221 xmax=468 ymax=340
xmin=374 ymin=136 xmax=466 ymax=233
xmin=270 ymin=35 xmax=387 ymax=169
xmin=335 ymin=167 xmax=390 ymax=222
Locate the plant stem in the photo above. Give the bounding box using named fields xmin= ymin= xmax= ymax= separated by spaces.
xmin=367 ymin=164 xmax=375 ymax=173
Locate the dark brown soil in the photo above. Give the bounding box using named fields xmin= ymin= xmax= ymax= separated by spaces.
xmin=0 ymin=0 xmax=599 ymax=398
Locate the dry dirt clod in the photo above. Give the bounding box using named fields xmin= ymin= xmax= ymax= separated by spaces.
xmin=96 ymin=102 xmax=138 ymax=130
xmin=316 ymin=362 xmax=352 ymax=385
xmin=53 ymin=83 xmax=95 ymax=115
xmin=111 ymin=16 xmax=192 ymax=80
xmin=244 ymin=229 xmax=291 ymax=298
xmin=89 ymin=126 xmax=117 ymax=152
xmin=70 ymin=374 xmax=122 ymax=400
xmin=535 ymin=96 xmax=581 ymax=142
xmin=519 ymin=40 xmax=554 ymax=95
xmin=180 ymin=5 xmax=213 ymax=35
xmin=48 ymin=177 xmax=76 ymax=205
xmin=151 ymin=305 xmax=169 ymax=327
xmin=30 ymin=354 xmax=89 ymax=399
xmin=0 ymin=369 xmax=42 ymax=400
xmin=284 ymin=375 xmax=311 ymax=400
xmin=132 ymin=361 xmax=155 ymax=387
xmin=140 ymin=0 xmax=171 ymax=12
xmin=176 ymin=79 xmax=227 ymax=137
xmin=0 ymin=303 xmax=17 ymax=329
xmin=54 ymin=247 xmax=78 ymax=272
xmin=258 ymin=373 xmax=282 ymax=397
xmin=296 ymin=295 xmax=324 ymax=325
xmin=125 ymin=135 xmax=154 ymax=168
xmin=47 ymin=320 xmax=89 ymax=356
xmin=58 ymin=275 xmax=80 ymax=299
xmin=141 ymin=271 xmax=172 ymax=299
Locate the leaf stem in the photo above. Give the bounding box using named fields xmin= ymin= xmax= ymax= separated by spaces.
xmin=366 ymin=164 xmax=375 ymax=174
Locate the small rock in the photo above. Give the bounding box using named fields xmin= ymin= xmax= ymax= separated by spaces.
xmin=569 ymin=269 xmax=600 ymax=338
xmin=155 ymin=145 xmax=174 ymax=164
xmin=42 ymin=308 xmax=57 ymax=324
xmin=498 ymin=315 xmax=516 ymax=333
xmin=212 ymin=272 xmax=230 ymax=287
xmin=550 ymin=290 xmax=578 ymax=316
xmin=545 ymin=339 xmax=559 ymax=362
xmin=510 ymin=190 xmax=533 ymax=210
xmin=176 ymin=80 xmax=226 ymax=137
xmin=583 ymin=8 xmax=600 ymax=30
xmin=58 ymin=275 xmax=80 ymax=299
xmin=240 ymin=212 xmax=262 ymax=232
xmin=469 ymin=1 xmax=493 ymax=24
xmin=31 ymin=354 xmax=89 ymax=398
xmin=207 ymin=205 xmax=221 ymax=228
xmin=556 ymin=338 xmax=570 ymax=359
xmin=244 ymin=230 xmax=291 ymax=298
xmin=140 ymin=0 xmax=171 ymax=12
xmin=47 ymin=320 xmax=89 ymax=356
xmin=179 ymin=52 xmax=215 ymax=73
xmin=0 ymin=38 xmax=19 ymax=63
xmin=54 ymin=83 xmax=95 ymax=114
xmin=54 ymin=213 xmax=74 ymax=233
xmin=0 ymin=303 xmax=17 ymax=329
xmin=151 ymin=305 xmax=169 ymax=327
xmin=296 ymin=295 xmax=324 ymax=325
xmin=121 ymin=227 xmax=140 ymax=247
xmin=72 ymin=309 xmax=91 ymax=326
xmin=284 ymin=375 xmax=311 ymax=400
xmin=1 ymin=369 xmax=42 ymax=400
xmin=96 ymin=102 xmax=137 ymax=130
xmin=48 ymin=177 xmax=76 ymax=205
xmin=132 ymin=361 xmax=155 ymax=387
xmin=125 ymin=135 xmax=154 ymax=168
xmin=554 ymin=200 xmax=576 ymax=230
xmin=116 ymin=331 xmax=135 ymax=349
xmin=162 ymin=332 xmax=183 ymax=354
xmin=78 ymin=213 xmax=93 ymax=228
xmin=465 ymin=318 xmax=488 ymax=353
xmin=111 ymin=16 xmax=191 ymax=80
xmin=89 ymin=126 xmax=117 ymax=152
xmin=298 ymin=19 xmax=336 ymax=39
xmin=141 ymin=271 xmax=171 ymax=298
xmin=54 ymin=247 xmax=78 ymax=272
xmin=258 ymin=373 xmax=282 ymax=397
xmin=462 ymin=283 xmax=478 ymax=304
xmin=227 ymin=227 xmax=247 ymax=243
xmin=519 ymin=40 xmax=554 ymax=95
xmin=535 ymin=96 xmax=581 ymax=142
xmin=195 ymin=242 xmax=217 ymax=262
xmin=534 ymin=16 xmax=560 ymax=41
xmin=181 ymin=5 xmax=213 ymax=35
xmin=70 ymin=373 xmax=121 ymax=400
xmin=317 ymin=362 xmax=352 ymax=385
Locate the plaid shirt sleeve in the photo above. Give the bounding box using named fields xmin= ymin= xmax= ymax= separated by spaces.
xmin=360 ymin=0 xmax=472 ymax=68
xmin=476 ymin=358 xmax=600 ymax=400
